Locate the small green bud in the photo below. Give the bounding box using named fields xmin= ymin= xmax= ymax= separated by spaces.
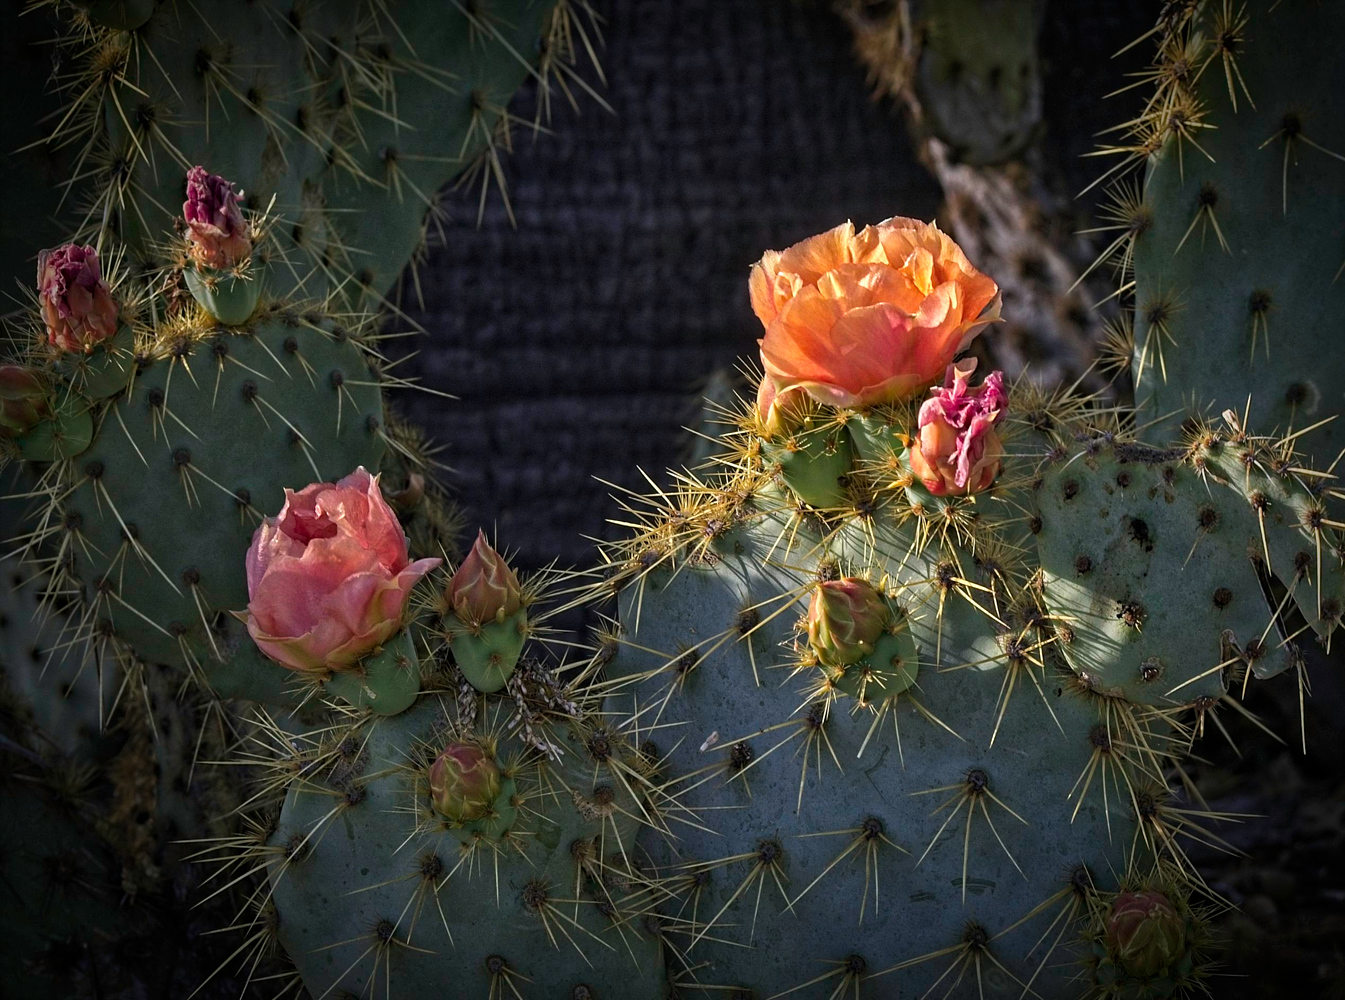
xmin=428 ymin=743 xmax=502 ymax=823
xmin=807 ymin=577 xmax=888 ymax=667
xmin=0 ymin=366 xmax=49 ymax=438
xmin=1105 ymin=889 xmax=1187 ymax=979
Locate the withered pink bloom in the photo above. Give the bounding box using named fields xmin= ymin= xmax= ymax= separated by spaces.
xmin=751 ymin=217 xmax=1000 ymax=409
xmin=37 ymin=244 xmax=118 ymax=354
xmin=908 ymin=358 xmax=1007 ymax=496
xmin=183 ymin=165 xmax=252 ymax=269
xmin=446 ymin=530 xmax=523 ymax=625
xmin=244 ymin=467 xmax=441 ymax=674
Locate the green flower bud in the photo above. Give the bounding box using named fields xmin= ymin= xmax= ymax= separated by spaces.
xmin=428 ymin=743 xmax=502 ymax=823
xmin=1106 ymin=889 xmax=1187 ymax=979
xmin=807 ymin=577 xmax=888 ymax=667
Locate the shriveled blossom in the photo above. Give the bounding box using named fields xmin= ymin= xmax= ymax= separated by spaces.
xmin=36 ymin=244 xmax=118 ymax=354
xmin=907 ymin=359 xmax=1007 ymax=496
xmin=0 ymin=366 xmax=49 ymax=438
xmin=428 ymin=743 xmax=502 ymax=823
xmin=183 ymin=165 xmax=252 ymax=269
xmin=446 ymin=530 xmax=523 ymax=625
xmin=1105 ymin=890 xmax=1187 ymax=979
xmin=807 ymin=578 xmax=888 ymax=667
xmin=750 ymin=217 xmax=999 ymax=409
xmin=244 ymin=467 xmax=440 ymax=674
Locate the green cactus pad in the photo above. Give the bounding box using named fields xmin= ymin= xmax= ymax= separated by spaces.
xmin=606 ymin=506 xmax=1141 ymax=996
xmin=1127 ymin=2 xmax=1345 ymax=464
xmin=1034 ymin=436 xmax=1345 ymax=704
xmin=449 ymin=608 xmax=528 ymax=694
xmin=324 ymin=627 xmax=422 ymax=716
xmin=56 ymin=309 xmax=385 ymax=681
xmin=265 ymin=697 xmax=667 ymax=997
xmin=763 ymin=422 xmax=856 ymax=509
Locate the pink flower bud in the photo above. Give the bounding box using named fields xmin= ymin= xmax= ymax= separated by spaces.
xmin=36 ymin=244 xmax=118 ymax=354
xmin=807 ymin=577 xmax=888 ymax=667
xmin=446 ymin=530 xmax=523 ymax=625
xmin=243 ymin=467 xmax=441 ymax=674
xmin=0 ymin=366 xmax=49 ymax=438
xmin=908 ymin=358 xmax=1006 ymax=496
xmin=1105 ymin=890 xmax=1187 ymax=979
xmin=428 ymin=743 xmax=502 ymax=823
xmin=183 ymin=166 xmax=253 ymax=270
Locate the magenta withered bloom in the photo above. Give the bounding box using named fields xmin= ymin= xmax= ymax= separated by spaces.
xmin=37 ymin=244 xmax=118 ymax=354
xmin=1105 ymin=890 xmax=1187 ymax=979
xmin=0 ymin=366 xmax=49 ymax=438
xmin=908 ymin=358 xmax=1007 ymax=496
xmin=807 ymin=577 xmax=889 ymax=667
xmin=243 ymin=467 xmax=441 ymax=674
xmin=428 ymin=743 xmax=502 ymax=823
xmin=183 ymin=165 xmax=252 ymax=270
xmin=446 ymin=530 xmax=523 ymax=625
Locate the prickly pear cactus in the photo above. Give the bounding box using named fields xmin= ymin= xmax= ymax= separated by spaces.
xmin=840 ymin=0 xmax=1045 ymax=165
xmin=0 ymin=554 xmax=145 ymax=999
xmin=209 ymin=553 xmax=671 ymax=997
xmin=578 ymin=209 xmax=1344 ymax=995
xmin=34 ymin=0 xmax=601 ymax=307
xmin=1100 ymin=1 xmax=1345 ymax=460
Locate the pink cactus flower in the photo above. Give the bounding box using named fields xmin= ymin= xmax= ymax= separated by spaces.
xmin=243 ymin=467 xmax=440 ymax=674
xmin=446 ymin=530 xmax=523 ymax=625
xmin=183 ymin=165 xmax=253 ymax=270
xmin=36 ymin=244 xmax=118 ymax=354
xmin=807 ymin=577 xmax=889 ymax=667
xmin=907 ymin=358 xmax=1007 ymax=496
xmin=428 ymin=743 xmax=502 ymax=823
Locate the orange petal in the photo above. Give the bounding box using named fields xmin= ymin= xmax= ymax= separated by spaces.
xmin=775 ymin=221 xmax=857 ymax=285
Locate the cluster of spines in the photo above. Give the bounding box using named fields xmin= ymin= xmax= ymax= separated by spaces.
xmin=27 ymin=0 xmax=605 ymax=320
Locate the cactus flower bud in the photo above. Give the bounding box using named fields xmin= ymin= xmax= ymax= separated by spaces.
xmin=1105 ymin=890 xmax=1187 ymax=979
xmin=0 ymin=366 xmax=49 ymax=438
xmin=428 ymin=743 xmax=502 ymax=823
xmin=243 ymin=467 xmax=441 ymax=674
xmin=808 ymin=577 xmax=889 ymax=667
xmin=447 ymin=530 xmax=523 ymax=625
xmin=907 ymin=358 xmax=1006 ymax=496
xmin=36 ymin=244 xmax=118 ymax=354
xmin=756 ymin=377 xmax=809 ymax=439
xmin=183 ymin=165 xmax=252 ymax=269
